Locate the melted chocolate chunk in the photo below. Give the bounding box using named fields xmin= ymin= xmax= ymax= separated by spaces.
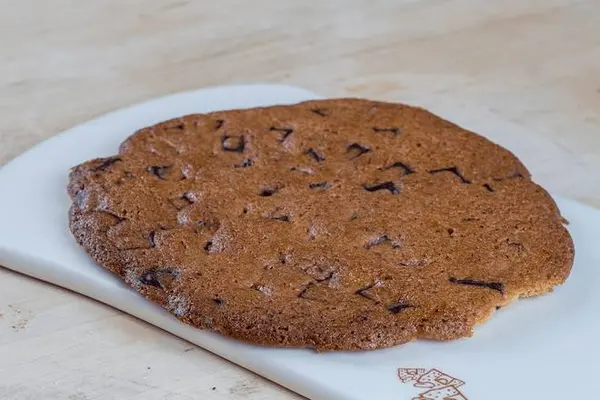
xmin=298 ymin=282 xmax=317 ymax=300
xmin=213 ymin=298 xmax=225 ymax=306
xmin=364 ymin=235 xmax=401 ymax=249
xmin=314 ymin=270 xmax=336 ymax=283
xmin=305 ymin=148 xmax=325 ymax=163
xmin=355 ymin=281 xmax=383 ymax=303
xmin=365 ymin=235 xmax=390 ymax=249
xmin=221 ymin=135 xmax=245 ymax=152
xmin=148 ymin=165 xmax=173 ymax=180
xmin=483 ymin=183 xmax=495 ymax=192
xmin=270 ymin=127 xmax=294 ymax=143
xmin=387 ymin=301 xmax=413 ymax=314
xmin=268 ymin=215 xmax=291 ymax=222
xmin=234 ymin=158 xmax=254 ymax=168
xmin=259 ymin=187 xmax=280 ymax=197
xmin=169 ymin=193 xmax=195 ymax=210
xmin=383 ymin=161 xmax=415 ymax=176
xmin=309 ymin=181 xmax=331 ymax=190
xmin=279 ymin=252 xmax=291 ymax=265
xmin=303 ymin=264 xmax=338 ymax=282
xmin=182 ymin=192 xmax=195 ymax=203
xmin=347 ymin=143 xmax=371 ymax=159
xmin=91 ymin=157 xmax=122 ymax=172
xmin=140 ymin=271 xmax=162 ymax=288
xmin=363 ymin=181 xmax=400 ymax=194
xmin=149 ymin=231 xmax=157 ymax=248
xmin=449 ymin=277 xmax=504 ymax=294
xmin=429 ymin=167 xmax=471 ymax=184
xmin=139 ymin=268 xmax=179 ymax=289
xmin=100 ymin=210 xmax=126 ymax=224
xmin=373 ymin=127 xmax=401 ymax=137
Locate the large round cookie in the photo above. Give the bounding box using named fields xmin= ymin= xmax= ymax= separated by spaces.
xmin=68 ymin=99 xmax=574 ymax=351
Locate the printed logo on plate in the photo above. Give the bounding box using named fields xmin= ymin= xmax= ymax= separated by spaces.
xmin=398 ymin=368 xmax=469 ymax=399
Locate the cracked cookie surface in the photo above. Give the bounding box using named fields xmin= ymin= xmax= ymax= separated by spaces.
xmin=68 ymin=98 xmax=574 ymax=350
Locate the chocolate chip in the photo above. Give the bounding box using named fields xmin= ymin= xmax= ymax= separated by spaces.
xmin=268 ymin=215 xmax=291 ymax=222
xmin=100 ymin=210 xmax=126 ymax=224
xmin=347 ymin=143 xmax=371 ymax=159
xmin=259 ymin=187 xmax=280 ymax=197
xmin=308 ymin=181 xmax=331 ymax=190
xmin=449 ymin=277 xmax=504 ymax=294
xmin=183 ymin=192 xmax=196 ymax=203
xmin=383 ymin=161 xmax=415 ymax=176
xmin=298 ymin=282 xmax=320 ymax=300
xmin=175 ymin=123 xmax=185 ymax=130
xmin=279 ymin=253 xmax=291 ymax=264
xmin=169 ymin=193 xmax=195 ymax=210
xmin=363 ymin=181 xmax=400 ymax=194
xmin=148 ymin=165 xmax=172 ymax=180
xmin=364 ymin=234 xmax=401 ymax=249
xmin=213 ymin=298 xmax=225 ymax=306
xmin=387 ymin=301 xmax=413 ymax=314
xmin=303 ymin=264 xmax=338 ymax=282
xmin=140 ymin=271 xmax=162 ymax=288
xmin=149 ymin=231 xmax=157 ymax=248
xmin=91 ymin=157 xmax=122 ymax=172
xmin=311 ymin=108 xmax=328 ymax=117
xmin=305 ymin=148 xmax=325 ymax=162
xmin=355 ymin=281 xmax=383 ymax=303
xmin=221 ymin=135 xmax=245 ymax=152
xmin=234 ymin=158 xmax=253 ymax=168
xmin=366 ymin=235 xmax=389 ymax=249
xmin=483 ymin=183 xmax=495 ymax=192
xmin=270 ymin=127 xmax=294 ymax=143
xmin=493 ymin=171 xmax=525 ymax=181
xmin=204 ymin=241 xmax=213 ymax=253
xmin=428 ymin=167 xmax=471 ymax=184
xmin=373 ymin=127 xmax=401 ymax=137
xmin=214 ymin=119 xmax=225 ymax=130
xmin=139 ymin=268 xmax=179 ymax=289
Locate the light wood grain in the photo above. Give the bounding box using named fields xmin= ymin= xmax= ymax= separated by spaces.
xmin=1 ymin=0 xmax=599 ymax=399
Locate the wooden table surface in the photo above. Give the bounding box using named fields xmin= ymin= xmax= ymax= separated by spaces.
xmin=1 ymin=1 xmax=599 ymax=399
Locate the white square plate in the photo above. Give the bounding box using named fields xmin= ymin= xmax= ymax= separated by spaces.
xmin=0 ymin=84 xmax=597 ymax=400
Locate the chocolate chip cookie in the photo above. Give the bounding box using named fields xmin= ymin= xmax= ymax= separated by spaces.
xmin=68 ymin=98 xmax=574 ymax=350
